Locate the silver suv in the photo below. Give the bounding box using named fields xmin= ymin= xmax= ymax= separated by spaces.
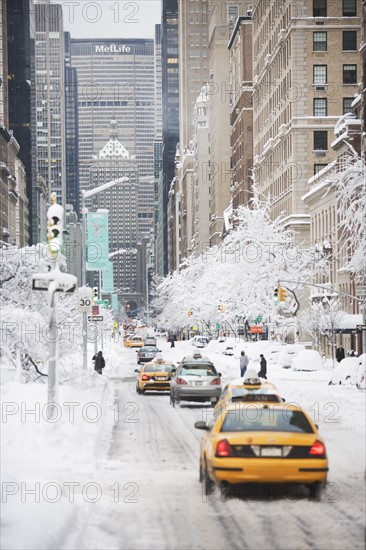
xmin=170 ymin=352 xmax=222 ymax=407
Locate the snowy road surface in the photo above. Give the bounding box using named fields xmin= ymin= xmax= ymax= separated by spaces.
xmin=64 ymin=340 xmax=365 ymax=550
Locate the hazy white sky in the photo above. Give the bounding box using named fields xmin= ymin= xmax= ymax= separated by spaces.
xmin=61 ymin=1 xmax=162 ymax=39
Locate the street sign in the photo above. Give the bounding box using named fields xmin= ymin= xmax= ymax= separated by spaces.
xmin=78 ymin=287 xmax=93 ymax=313
xmin=32 ymin=272 xmax=77 ymax=293
xmin=250 ymin=326 xmax=264 ymax=334
xmin=88 ymin=316 xmax=104 ymax=322
xmin=356 ymin=286 xmax=366 ymax=296
xmin=92 ymin=305 xmax=100 ymax=315
xmin=96 ymin=299 xmax=109 ymax=308
xmin=356 ymin=325 xmax=366 ymax=330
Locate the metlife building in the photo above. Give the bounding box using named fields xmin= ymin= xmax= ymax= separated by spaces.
xmin=70 ymin=39 xmax=156 ymax=239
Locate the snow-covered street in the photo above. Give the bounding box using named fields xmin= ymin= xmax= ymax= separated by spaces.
xmin=3 ymin=336 xmax=362 ymax=550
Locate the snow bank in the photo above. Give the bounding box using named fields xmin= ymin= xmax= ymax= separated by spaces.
xmin=1 ymin=347 xmax=116 ymax=550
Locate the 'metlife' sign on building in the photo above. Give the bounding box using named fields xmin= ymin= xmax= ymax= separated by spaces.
xmin=95 ymin=44 xmax=131 ymax=54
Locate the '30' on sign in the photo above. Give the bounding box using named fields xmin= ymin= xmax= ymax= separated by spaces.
xmin=78 ymin=287 xmax=93 ymax=313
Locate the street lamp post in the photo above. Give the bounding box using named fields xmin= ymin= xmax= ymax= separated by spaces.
xmin=81 ymin=176 xmax=129 ymax=370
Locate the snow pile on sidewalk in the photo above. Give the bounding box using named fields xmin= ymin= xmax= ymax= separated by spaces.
xmin=1 ymin=351 xmax=115 ymax=550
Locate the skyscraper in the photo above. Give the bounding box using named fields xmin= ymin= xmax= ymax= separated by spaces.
xmin=34 ymin=1 xmax=66 ymax=228
xmin=70 ymin=38 xmax=156 ymax=240
xmin=88 ymin=121 xmax=140 ymax=306
xmin=7 ymin=0 xmax=35 ymax=244
xmin=64 ymin=31 xmax=79 ymax=217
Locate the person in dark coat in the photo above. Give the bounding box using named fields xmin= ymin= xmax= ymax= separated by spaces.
xmin=169 ymin=334 xmax=176 ymax=348
xmin=92 ymin=351 xmax=105 ymax=374
xmin=258 ymin=354 xmax=267 ymax=379
xmin=336 ymin=346 xmax=345 ymax=362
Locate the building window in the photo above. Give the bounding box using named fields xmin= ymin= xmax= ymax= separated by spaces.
xmin=314 ymin=131 xmax=328 ymax=150
xmin=343 ymin=64 xmax=357 ymax=84
xmin=313 ymin=32 xmax=327 ymax=51
xmin=342 ymin=0 xmax=356 ymax=16
xmin=314 ymin=164 xmax=327 ymax=174
xmin=343 ymin=97 xmax=354 ymax=114
xmin=343 ymin=31 xmax=357 ymax=50
xmin=314 ymin=98 xmax=327 ymax=116
xmin=313 ymin=0 xmax=327 ymax=17
xmin=313 ymin=65 xmax=327 ymax=85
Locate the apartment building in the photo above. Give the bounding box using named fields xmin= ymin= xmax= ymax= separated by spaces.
xmin=252 ymin=0 xmax=360 ymax=245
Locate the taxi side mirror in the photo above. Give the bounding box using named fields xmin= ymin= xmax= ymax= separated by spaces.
xmin=134 ymin=369 xmax=140 ymax=373
xmin=218 ymin=372 xmax=222 ymax=377
xmin=194 ymin=421 xmax=209 ymax=430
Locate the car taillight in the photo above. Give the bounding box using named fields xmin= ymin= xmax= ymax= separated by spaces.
xmin=309 ymin=440 xmax=326 ymax=456
xmin=141 ymin=374 xmax=149 ymax=381
xmin=176 ymin=377 xmax=187 ymax=385
xmin=216 ymin=439 xmax=235 ymax=457
xmin=210 ymin=377 xmax=221 ymax=385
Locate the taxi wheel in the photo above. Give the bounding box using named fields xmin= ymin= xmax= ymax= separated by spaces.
xmin=203 ymin=463 xmax=214 ymax=496
xmin=308 ymin=482 xmax=322 ymax=501
xmin=199 ymin=461 xmax=203 ymax=482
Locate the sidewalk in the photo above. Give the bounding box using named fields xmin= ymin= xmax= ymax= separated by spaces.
xmin=1 ymin=343 xmax=120 ymax=550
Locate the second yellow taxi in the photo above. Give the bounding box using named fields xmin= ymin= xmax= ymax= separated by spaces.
xmin=135 ymin=358 xmax=176 ymax=394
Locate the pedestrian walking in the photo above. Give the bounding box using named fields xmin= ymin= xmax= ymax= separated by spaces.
xmin=258 ymin=354 xmax=267 ymax=379
xmin=240 ymin=351 xmax=249 ymax=377
xmin=336 ymin=346 xmax=345 ymax=363
xmin=169 ymin=334 xmax=176 ymax=348
xmin=92 ymin=351 xmax=105 ymax=374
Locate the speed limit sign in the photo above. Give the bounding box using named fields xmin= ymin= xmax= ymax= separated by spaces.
xmin=78 ymin=286 xmax=93 ymax=313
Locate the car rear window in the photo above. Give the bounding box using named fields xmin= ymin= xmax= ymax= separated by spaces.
xmin=181 ymin=365 xmax=217 ymax=376
xmin=144 ymin=365 xmax=172 ymax=373
xmin=220 ymin=408 xmax=314 ymax=433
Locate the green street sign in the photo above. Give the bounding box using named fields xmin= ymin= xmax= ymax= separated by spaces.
xmin=254 ymin=315 xmax=263 ymax=324
xmin=96 ymin=299 xmax=109 ymax=308
xmin=216 ymin=323 xmax=221 ymax=330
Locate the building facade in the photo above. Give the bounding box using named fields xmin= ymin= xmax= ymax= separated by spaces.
xmin=228 ymin=15 xmax=253 ymax=211
xmin=70 ymin=38 xmax=156 ymax=241
xmin=252 ymin=0 xmax=361 ymax=245
xmin=34 ymin=1 xmax=66 ymax=233
xmin=64 ymin=31 xmax=79 ymax=218
xmin=88 ymin=122 xmax=141 ymax=308
xmin=7 ymin=0 xmax=35 ymax=244
xmin=161 ymin=0 xmax=179 ymax=274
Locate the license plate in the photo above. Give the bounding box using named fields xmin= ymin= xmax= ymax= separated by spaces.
xmin=194 ymin=381 xmax=203 ymax=386
xmin=156 ymin=377 xmax=166 ymax=380
xmin=261 ymin=447 xmax=282 ymax=457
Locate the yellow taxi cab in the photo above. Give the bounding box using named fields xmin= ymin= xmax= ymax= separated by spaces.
xmin=195 ymin=401 xmax=328 ymax=500
xmin=215 ymin=371 xmax=282 ymax=412
xmin=135 ymin=358 xmax=176 ymax=394
xmin=124 ymin=335 xmax=144 ymax=348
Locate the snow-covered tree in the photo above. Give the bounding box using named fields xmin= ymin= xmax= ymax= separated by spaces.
xmin=337 ymin=152 xmax=366 ymax=281
xmin=0 ymin=244 xmax=113 ymax=376
xmin=153 ymin=198 xmax=327 ymax=331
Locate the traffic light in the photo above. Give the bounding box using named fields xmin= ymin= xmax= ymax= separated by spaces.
xmin=47 ymin=193 xmax=64 ymax=259
xmin=218 ymin=304 xmax=225 ymax=313
xmin=273 ymin=287 xmax=279 ymax=303
xmin=187 ymin=310 xmax=193 ymax=317
xmin=92 ymin=287 xmax=98 ymax=302
xmin=279 ymin=287 xmax=287 ymax=302
xmin=218 ymin=304 xmax=221 ymax=312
